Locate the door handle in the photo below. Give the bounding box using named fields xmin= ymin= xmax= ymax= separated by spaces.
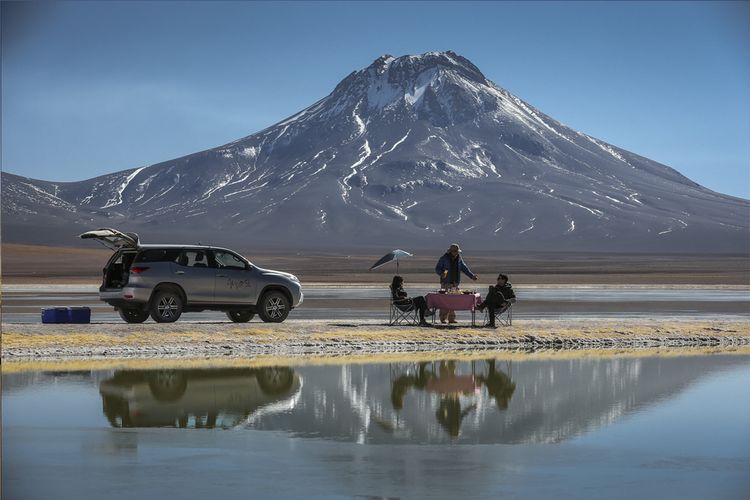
xmin=174 ymin=271 xmax=185 ymax=275
xmin=216 ymin=274 xmax=227 ymax=278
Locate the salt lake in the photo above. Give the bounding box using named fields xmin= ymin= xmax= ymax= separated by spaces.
xmin=3 ymin=353 xmax=749 ymax=499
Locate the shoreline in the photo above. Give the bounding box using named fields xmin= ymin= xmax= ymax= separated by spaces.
xmin=3 ymin=345 xmax=750 ymax=374
xmin=3 ymin=318 xmax=748 ymax=367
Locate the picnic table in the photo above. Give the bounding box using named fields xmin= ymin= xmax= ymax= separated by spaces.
xmin=425 ymin=292 xmax=482 ymax=326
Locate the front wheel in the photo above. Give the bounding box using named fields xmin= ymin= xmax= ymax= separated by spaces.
xmin=226 ymin=310 xmax=254 ymax=323
xmin=257 ymin=367 xmax=294 ymax=395
xmin=150 ymin=289 xmax=183 ymax=323
xmin=257 ymin=291 xmax=290 ymax=323
xmin=118 ymin=308 xmax=149 ymax=323
xmin=148 ymin=370 xmax=187 ymax=401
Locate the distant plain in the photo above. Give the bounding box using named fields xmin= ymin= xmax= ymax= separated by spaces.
xmin=3 ymin=243 xmax=749 ymax=285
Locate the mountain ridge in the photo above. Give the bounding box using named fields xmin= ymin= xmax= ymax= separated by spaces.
xmin=2 ymin=51 xmax=748 ymax=253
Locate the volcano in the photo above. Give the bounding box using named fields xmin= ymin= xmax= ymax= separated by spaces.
xmin=3 ymin=51 xmax=748 ymax=253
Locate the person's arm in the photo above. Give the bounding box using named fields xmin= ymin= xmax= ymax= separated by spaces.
xmin=436 ymin=255 xmax=450 ymax=281
xmin=394 ymin=287 xmax=413 ymax=306
xmin=435 ymin=256 xmax=447 ymax=277
xmin=459 ymin=259 xmax=478 ymax=280
xmin=498 ymin=285 xmax=515 ymax=301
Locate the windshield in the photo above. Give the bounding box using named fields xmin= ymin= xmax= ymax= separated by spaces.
xmin=214 ymin=250 xmax=249 ymax=270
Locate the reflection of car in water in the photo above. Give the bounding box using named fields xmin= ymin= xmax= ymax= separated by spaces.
xmin=100 ymin=367 xmax=300 ymax=429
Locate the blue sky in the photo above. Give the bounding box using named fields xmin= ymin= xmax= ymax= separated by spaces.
xmin=2 ymin=1 xmax=749 ymax=198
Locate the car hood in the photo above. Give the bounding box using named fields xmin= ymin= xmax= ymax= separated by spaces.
xmin=257 ymin=268 xmax=299 ymax=283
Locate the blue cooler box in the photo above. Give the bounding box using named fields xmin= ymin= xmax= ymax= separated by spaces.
xmin=41 ymin=307 xmax=72 ymax=324
xmin=41 ymin=307 xmax=91 ymax=324
xmin=68 ymin=307 xmax=91 ymax=324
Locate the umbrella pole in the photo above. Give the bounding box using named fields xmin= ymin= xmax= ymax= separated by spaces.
xmin=397 ymin=260 xmax=399 ymax=274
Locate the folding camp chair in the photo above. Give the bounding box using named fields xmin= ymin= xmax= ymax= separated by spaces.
xmin=389 ymin=298 xmax=420 ymax=326
xmin=483 ymin=298 xmax=515 ymax=327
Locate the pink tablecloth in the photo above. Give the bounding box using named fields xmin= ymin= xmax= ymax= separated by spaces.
xmin=425 ymin=292 xmax=481 ymax=311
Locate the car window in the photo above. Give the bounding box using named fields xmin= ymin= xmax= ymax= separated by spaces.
xmin=176 ymin=250 xmax=210 ymax=268
xmin=107 ymin=251 xmax=124 ymax=266
xmin=107 ymin=250 xmax=137 ymax=266
xmin=134 ymin=249 xmax=181 ymax=263
xmin=213 ymin=250 xmax=247 ymax=270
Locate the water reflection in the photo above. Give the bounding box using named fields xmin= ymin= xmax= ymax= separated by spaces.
xmin=87 ymin=354 xmax=750 ymax=445
xmin=4 ymin=355 xmax=749 ymax=500
xmin=257 ymin=356 xmax=748 ymax=444
xmin=391 ymin=360 xmax=515 ymax=437
xmin=99 ymin=367 xmax=301 ymax=429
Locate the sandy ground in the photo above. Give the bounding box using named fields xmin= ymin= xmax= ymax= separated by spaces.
xmin=3 ymin=318 xmax=748 ymax=368
xmin=3 ymin=243 xmax=749 ymax=285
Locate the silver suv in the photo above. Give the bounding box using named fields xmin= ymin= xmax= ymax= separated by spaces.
xmin=81 ymin=228 xmax=303 ymax=324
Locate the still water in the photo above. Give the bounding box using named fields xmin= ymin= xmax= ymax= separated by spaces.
xmin=3 ymin=284 xmax=749 ymax=323
xmin=3 ymin=354 xmax=750 ymax=499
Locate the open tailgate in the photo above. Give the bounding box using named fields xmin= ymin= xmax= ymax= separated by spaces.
xmin=79 ymin=228 xmax=139 ymax=250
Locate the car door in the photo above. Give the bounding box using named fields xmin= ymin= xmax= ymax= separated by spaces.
xmin=212 ymin=249 xmax=257 ymax=305
xmin=170 ymin=249 xmax=216 ymax=304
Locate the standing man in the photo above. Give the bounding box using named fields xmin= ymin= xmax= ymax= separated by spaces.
xmin=435 ymin=243 xmax=479 ymax=323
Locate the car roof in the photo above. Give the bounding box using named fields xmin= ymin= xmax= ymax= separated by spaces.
xmin=134 ymin=244 xmax=240 ymax=253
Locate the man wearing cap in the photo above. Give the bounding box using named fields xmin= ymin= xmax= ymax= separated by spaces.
xmin=434 ymin=243 xmax=479 ymax=323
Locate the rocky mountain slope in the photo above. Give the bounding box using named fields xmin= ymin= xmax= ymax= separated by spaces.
xmin=3 ymin=51 xmax=748 ymax=253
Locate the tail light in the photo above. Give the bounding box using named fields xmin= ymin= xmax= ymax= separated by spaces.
xmin=130 ymin=266 xmax=150 ymax=274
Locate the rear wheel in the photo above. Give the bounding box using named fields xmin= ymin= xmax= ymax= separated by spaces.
xmin=150 ymin=289 xmax=183 ymax=323
xmin=258 ymin=291 xmax=290 ymax=323
xmin=226 ymin=310 xmax=254 ymax=323
xmin=118 ymin=308 xmax=149 ymax=323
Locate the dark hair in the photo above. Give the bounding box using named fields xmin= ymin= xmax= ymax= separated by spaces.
xmin=391 ymin=275 xmax=403 ymax=289
xmin=497 ymin=273 xmax=509 ymax=281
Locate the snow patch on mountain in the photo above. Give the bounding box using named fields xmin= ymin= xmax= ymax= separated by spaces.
xmin=102 ymin=167 xmax=146 ymax=208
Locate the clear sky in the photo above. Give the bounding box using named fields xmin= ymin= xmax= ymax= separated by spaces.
xmin=2 ymin=1 xmax=749 ymax=198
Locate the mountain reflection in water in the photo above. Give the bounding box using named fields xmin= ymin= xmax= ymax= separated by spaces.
xmin=94 ymin=355 xmax=747 ymax=444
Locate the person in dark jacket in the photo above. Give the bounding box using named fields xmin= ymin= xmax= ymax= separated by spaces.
xmin=477 ymin=273 xmax=516 ymax=327
xmin=390 ymin=275 xmax=430 ymax=327
xmin=434 ymin=243 xmax=478 ymax=323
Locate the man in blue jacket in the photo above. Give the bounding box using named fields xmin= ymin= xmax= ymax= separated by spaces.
xmin=435 ymin=243 xmax=479 ymax=323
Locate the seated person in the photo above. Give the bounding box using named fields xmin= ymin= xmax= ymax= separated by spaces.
xmin=477 ymin=273 xmax=516 ymax=327
xmin=390 ymin=275 xmax=430 ymax=327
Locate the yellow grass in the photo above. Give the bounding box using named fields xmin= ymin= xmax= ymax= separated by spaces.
xmin=3 ymin=319 xmax=747 ymax=347
xmin=3 ymin=345 xmax=750 ymax=374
